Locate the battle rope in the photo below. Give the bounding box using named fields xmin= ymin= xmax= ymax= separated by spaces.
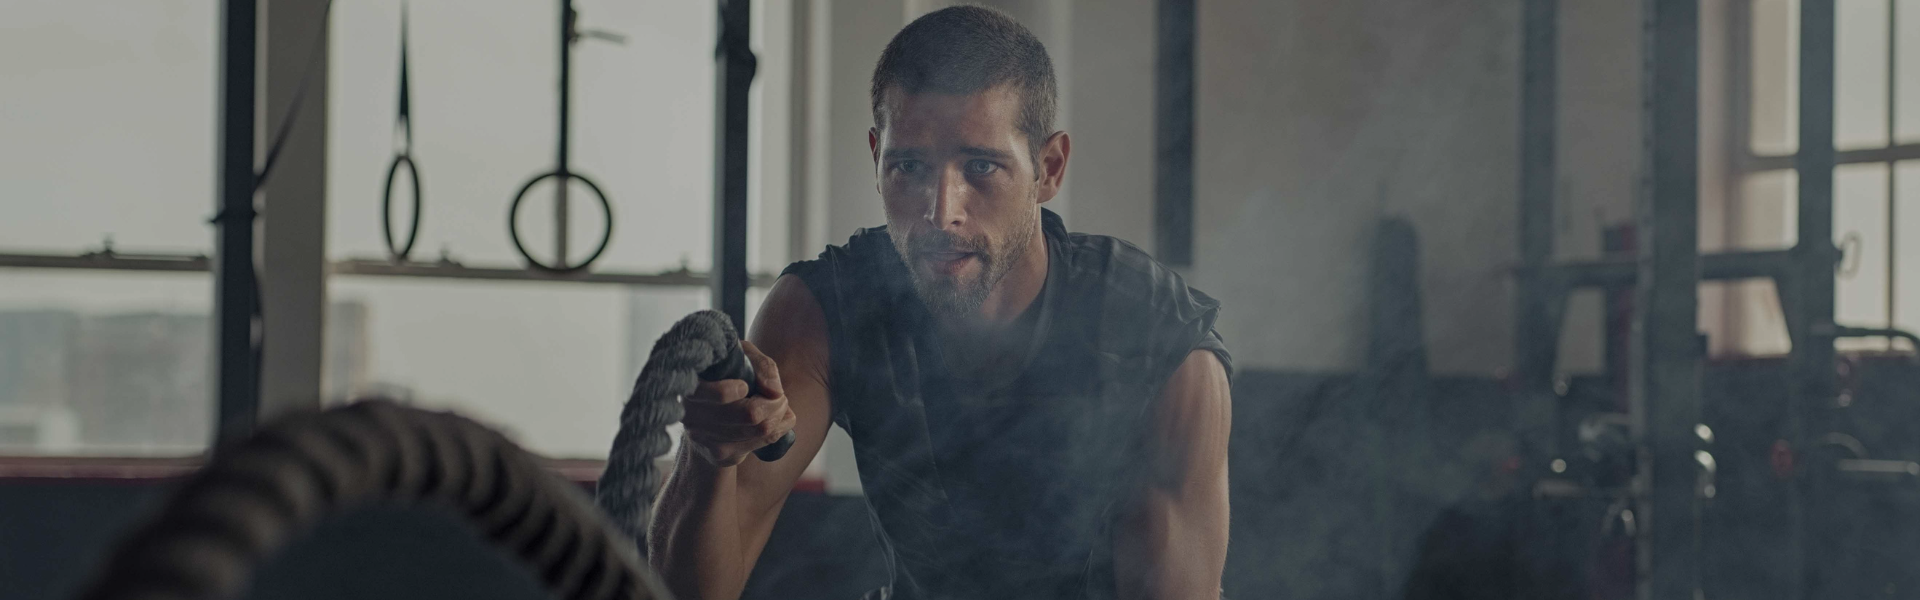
xmin=595 ymin=310 xmax=794 ymax=549
xmin=74 ymin=400 xmax=673 ymax=600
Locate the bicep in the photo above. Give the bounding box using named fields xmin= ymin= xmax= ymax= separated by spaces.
xmin=734 ymin=275 xmax=835 ymax=522
xmin=1114 ymin=349 xmax=1232 ymax=599
xmin=1143 ymin=350 xmax=1231 ymax=489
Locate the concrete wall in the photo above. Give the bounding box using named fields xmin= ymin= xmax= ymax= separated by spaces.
xmin=1192 ymin=0 xmax=1522 ymax=374
xmin=1059 ymin=0 xmax=1157 ymax=246
xmin=1554 ymin=0 xmax=1644 ymax=374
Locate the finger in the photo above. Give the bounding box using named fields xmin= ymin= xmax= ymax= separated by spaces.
xmin=685 ymin=378 xmax=749 ymax=404
xmin=683 ymin=398 xmax=754 ymax=423
xmin=703 ymin=400 xmax=791 ymax=441
xmin=741 ymin=395 xmax=790 ymax=425
xmin=769 ymin=404 xmax=798 ymax=437
xmin=686 ymin=420 xmax=787 ymax=446
xmin=684 ymin=395 xmax=788 ymax=430
xmin=740 ymin=340 xmax=784 ymax=399
xmin=684 ymin=423 xmax=774 ymax=445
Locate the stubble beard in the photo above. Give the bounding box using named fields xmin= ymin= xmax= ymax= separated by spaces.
xmin=896 ymin=202 xmax=1040 ymax=320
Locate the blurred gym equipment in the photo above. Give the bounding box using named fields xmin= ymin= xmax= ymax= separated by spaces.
xmin=507 ymin=0 xmax=623 ymax=274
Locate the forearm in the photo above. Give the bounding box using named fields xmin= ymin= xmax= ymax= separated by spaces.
xmin=646 ymin=275 xmax=829 ymax=599
xmin=648 ymin=444 xmax=752 ymax=600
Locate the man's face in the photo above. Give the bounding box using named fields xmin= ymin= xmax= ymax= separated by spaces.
xmin=870 ymin=85 xmax=1063 ymax=318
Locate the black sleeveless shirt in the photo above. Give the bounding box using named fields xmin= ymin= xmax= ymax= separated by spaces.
xmin=781 ymin=210 xmax=1231 ymax=600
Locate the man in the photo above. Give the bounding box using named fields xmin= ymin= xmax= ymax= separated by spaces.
xmin=648 ymin=6 xmax=1232 ymax=599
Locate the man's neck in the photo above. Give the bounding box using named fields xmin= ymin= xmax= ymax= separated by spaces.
xmin=968 ymin=226 xmax=1050 ymax=325
xmin=938 ymin=233 xmax=1048 ymax=381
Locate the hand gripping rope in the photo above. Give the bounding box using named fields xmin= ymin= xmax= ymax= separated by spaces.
xmin=595 ymin=310 xmax=795 ymax=547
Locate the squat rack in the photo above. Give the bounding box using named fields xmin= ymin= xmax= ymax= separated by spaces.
xmin=1512 ymin=1 xmax=1846 ymax=599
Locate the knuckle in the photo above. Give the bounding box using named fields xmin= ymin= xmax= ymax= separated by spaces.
xmin=749 ymin=400 xmax=778 ymax=423
xmin=717 ymin=380 xmax=748 ymax=401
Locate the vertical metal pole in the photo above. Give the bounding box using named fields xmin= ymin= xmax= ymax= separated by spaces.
xmin=1793 ymin=0 xmax=1838 ymax=597
xmin=556 ymin=0 xmax=573 ymax=265
xmin=713 ymin=0 xmax=756 ymax=328
xmin=215 ymin=0 xmax=260 ymax=442
xmin=1515 ymin=0 xmax=1561 ymax=436
xmin=1154 ymin=0 xmax=1195 ymax=267
xmin=787 ymin=0 xmax=814 ymax=264
xmin=1888 ymin=0 xmax=1899 ymax=333
xmin=259 ymin=0 xmax=330 ymax=419
xmin=1725 ymin=0 xmax=1754 ymax=348
xmin=1513 ymin=4 xmax=1563 ymax=596
xmin=1636 ymin=1 xmax=1703 ymax=599
xmin=1519 ymin=0 xmax=1559 ymax=282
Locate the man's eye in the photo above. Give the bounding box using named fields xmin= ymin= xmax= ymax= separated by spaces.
xmin=964 ymin=159 xmax=997 ymax=175
xmin=895 ymin=160 xmax=924 ymax=175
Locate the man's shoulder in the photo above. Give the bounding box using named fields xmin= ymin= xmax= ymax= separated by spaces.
xmin=1054 ymin=229 xmax=1222 ymax=320
xmin=782 ymin=224 xmax=897 ymax=277
xmin=777 ymin=225 xmax=907 ymax=329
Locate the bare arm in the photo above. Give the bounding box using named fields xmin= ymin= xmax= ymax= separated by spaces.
xmin=1113 ymin=350 xmax=1233 ymax=600
xmin=648 ymin=275 xmax=834 ymax=600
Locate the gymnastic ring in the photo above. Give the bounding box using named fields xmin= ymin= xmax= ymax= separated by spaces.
xmin=382 ymin=153 xmax=424 ymax=261
xmin=508 ymin=170 xmax=614 ymax=273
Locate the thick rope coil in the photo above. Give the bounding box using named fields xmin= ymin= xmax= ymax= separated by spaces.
xmin=596 ymin=310 xmax=741 ymax=551
xmin=74 ymin=400 xmax=674 ymax=600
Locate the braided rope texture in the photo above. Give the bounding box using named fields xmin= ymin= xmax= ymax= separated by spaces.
xmin=596 ymin=310 xmax=740 ymax=551
xmin=74 ymin=400 xmax=673 ymax=600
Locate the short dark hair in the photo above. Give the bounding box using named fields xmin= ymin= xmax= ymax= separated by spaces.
xmin=870 ymin=5 xmax=1058 ymax=159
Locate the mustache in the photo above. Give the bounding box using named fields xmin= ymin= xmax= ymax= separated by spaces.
xmin=907 ymin=231 xmax=988 ymax=256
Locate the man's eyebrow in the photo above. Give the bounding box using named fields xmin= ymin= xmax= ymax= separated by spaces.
xmin=881 ymin=148 xmax=924 ymax=161
xmin=958 ymin=146 xmax=1016 ymax=161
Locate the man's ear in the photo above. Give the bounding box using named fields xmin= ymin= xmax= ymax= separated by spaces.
xmin=1035 ymin=131 xmax=1071 ymax=204
xmin=869 ymin=127 xmax=882 ymax=193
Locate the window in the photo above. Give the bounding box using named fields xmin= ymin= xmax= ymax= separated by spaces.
xmin=326 ymin=0 xmax=720 ymax=273
xmin=1 ymin=0 xmax=797 ymax=462
xmin=0 ymin=0 xmax=219 ymax=457
xmin=1729 ymin=0 xmax=1920 ymax=352
xmin=322 ymin=0 xmax=792 ymax=458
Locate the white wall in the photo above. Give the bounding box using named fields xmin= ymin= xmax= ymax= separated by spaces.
xmin=1060 ymin=0 xmax=1156 ymax=245
xmin=812 ymin=0 xmax=904 ymax=251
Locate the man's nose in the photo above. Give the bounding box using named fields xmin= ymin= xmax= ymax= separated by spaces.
xmin=924 ymin=165 xmax=968 ymax=230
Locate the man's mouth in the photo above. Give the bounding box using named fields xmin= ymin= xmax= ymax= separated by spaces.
xmin=921 ymin=251 xmax=976 ymax=276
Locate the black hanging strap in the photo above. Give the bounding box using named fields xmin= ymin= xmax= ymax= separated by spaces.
xmin=382 ymin=0 xmax=424 ymax=260
xmin=396 ymin=2 xmax=414 ymax=151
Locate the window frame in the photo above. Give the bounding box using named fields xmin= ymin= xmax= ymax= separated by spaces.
xmin=1727 ymin=0 xmax=1914 ymax=335
xmin=0 ymin=0 xmax=789 ymax=480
